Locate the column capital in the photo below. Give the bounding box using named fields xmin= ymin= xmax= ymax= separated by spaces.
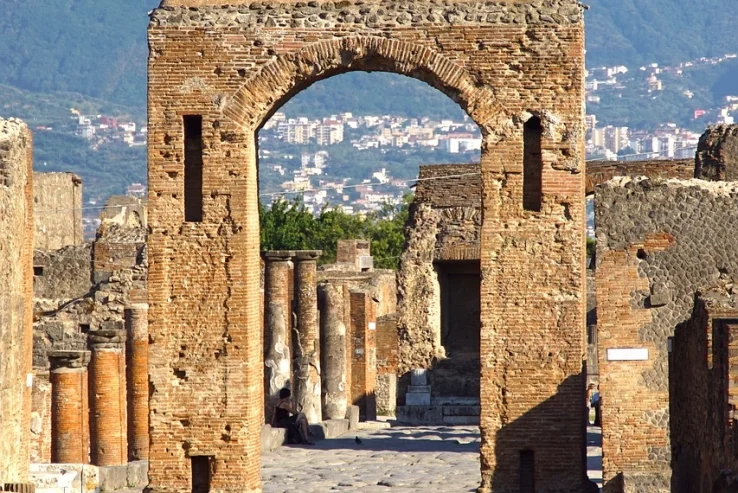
xmin=262 ymin=250 xmax=295 ymax=261
xmin=49 ymin=350 xmax=91 ymax=371
xmin=294 ymin=250 xmax=322 ymax=262
xmin=89 ymin=329 xmax=127 ymax=349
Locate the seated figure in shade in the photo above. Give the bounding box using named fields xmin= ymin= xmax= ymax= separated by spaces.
xmin=271 ymin=387 xmax=314 ymax=445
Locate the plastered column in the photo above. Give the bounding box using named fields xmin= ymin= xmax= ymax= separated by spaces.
xmin=49 ymin=350 xmax=90 ymax=464
xmin=319 ymin=282 xmax=348 ymax=420
xmin=89 ymin=329 xmax=127 ymax=466
xmin=293 ymin=250 xmax=322 ymax=424
xmin=126 ymin=304 xmax=148 ymax=460
xmin=263 ymin=252 xmax=293 ymax=424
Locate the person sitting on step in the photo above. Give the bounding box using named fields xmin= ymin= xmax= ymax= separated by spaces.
xmin=271 ymin=387 xmax=314 ymax=445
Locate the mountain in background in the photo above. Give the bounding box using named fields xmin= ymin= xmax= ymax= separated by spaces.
xmin=2 ymin=0 xmax=737 ymax=118
xmin=2 ymin=0 xmax=738 ymax=204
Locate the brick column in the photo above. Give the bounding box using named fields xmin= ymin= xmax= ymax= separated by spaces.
xmin=263 ymin=251 xmax=293 ymax=424
xmin=126 ymin=304 xmax=148 ymax=461
xmin=293 ymin=250 xmax=322 ymax=424
xmin=49 ymin=350 xmax=90 ymax=464
xmin=319 ymin=282 xmax=348 ymax=420
xmin=350 ymin=290 xmax=377 ymax=420
xmin=89 ymin=329 xmax=127 ymax=466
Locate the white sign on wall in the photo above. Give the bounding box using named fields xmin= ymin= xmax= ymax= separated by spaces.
xmin=368 ymin=322 xmax=376 ymax=331
xmin=606 ymin=348 xmax=649 ymax=361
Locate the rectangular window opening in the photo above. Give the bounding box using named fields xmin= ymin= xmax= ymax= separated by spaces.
xmin=33 ymin=266 xmax=44 ymax=277
xmin=79 ymin=324 xmax=90 ymax=334
xmin=191 ymin=455 xmax=212 ymax=493
xmin=184 ymin=115 xmax=204 ymax=223
xmin=519 ymin=449 xmax=535 ymax=493
xmin=523 ymin=116 xmax=543 ymax=212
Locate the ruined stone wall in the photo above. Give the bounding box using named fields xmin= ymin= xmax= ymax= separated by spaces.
xmin=34 ymin=244 xmax=92 ymax=302
xmin=0 ymin=118 xmax=34 ymax=485
xmin=148 ymin=1 xmax=586 ymax=490
xmin=695 ymin=125 xmax=738 ymax=181
xmin=670 ymin=292 xmax=738 ymax=493
xmin=585 ymin=159 xmax=693 ymax=194
xmin=33 ymin=172 xmax=83 ymax=251
xmin=596 ymin=177 xmax=738 ymax=491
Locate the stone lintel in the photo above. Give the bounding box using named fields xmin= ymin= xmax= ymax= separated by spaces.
xmin=89 ymin=329 xmax=127 ymax=349
xmin=49 ymin=350 xmax=91 ymax=371
xmin=293 ymin=250 xmax=322 ymax=262
xmin=262 ymin=250 xmax=295 ymax=261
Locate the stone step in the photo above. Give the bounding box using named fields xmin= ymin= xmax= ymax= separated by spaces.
xmin=442 ymin=405 xmax=480 ymax=416
xmin=442 ymin=415 xmax=481 ymax=425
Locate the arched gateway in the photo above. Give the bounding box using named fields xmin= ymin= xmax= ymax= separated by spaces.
xmin=146 ymin=1 xmax=588 ymax=491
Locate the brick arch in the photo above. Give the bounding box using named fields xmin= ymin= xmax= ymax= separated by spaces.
xmin=223 ymin=36 xmax=502 ymax=133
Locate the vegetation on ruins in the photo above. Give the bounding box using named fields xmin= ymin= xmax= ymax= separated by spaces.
xmin=259 ymin=196 xmax=411 ymax=269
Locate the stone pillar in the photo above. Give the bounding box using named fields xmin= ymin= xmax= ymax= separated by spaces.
xmin=126 ymin=304 xmax=148 ymax=461
xmin=89 ymin=329 xmax=127 ymax=466
xmin=319 ymin=282 xmax=348 ymax=420
xmin=293 ymin=250 xmax=322 ymax=424
xmin=49 ymin=350 xmax=90 ymax=464
xmin=263 ymin=252 xmax=293 ymax=424
xmin=350 ymin=290 xmax=378 ymax=420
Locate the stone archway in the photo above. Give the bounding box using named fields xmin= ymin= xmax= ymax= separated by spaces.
xmin=147 ymin=1 xmax=589 ymax=491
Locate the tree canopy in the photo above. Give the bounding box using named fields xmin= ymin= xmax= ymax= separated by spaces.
xmin=260 ymin=196 xmax=411 ymax=269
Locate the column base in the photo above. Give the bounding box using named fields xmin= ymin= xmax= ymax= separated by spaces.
xmin=2 ymin=483 xmax=36 ymax=493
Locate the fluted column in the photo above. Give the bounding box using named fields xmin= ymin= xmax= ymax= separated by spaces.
xmin=319 ymin=282 xmax=348 ymax=420
xmin=126 ymin=304 xmax=148 ymax=460
xmin=263 ymin=251 xmax=293 ymax=425
xmin=89 ymin=329 xmax=127 ymax=466
xmin=49 ymin=350 xmax=90 ymax=464
xmin=293 ymin=250 xmax=322 ymax=424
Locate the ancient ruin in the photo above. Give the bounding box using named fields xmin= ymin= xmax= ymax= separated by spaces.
xmin=0 ymin=117 xmax=35 ymax=491
xmin=147 ymin=0 xmax=588 ymax=490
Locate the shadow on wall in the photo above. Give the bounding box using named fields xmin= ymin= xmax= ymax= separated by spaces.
xmin=490 ymin=373 xmax=598 ymax=493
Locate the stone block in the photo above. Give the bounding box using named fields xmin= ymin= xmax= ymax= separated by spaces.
xmin=405 ymin=390 xmax=431 ymax=406
xmin=648 ymin=292 xmax=670 ymax=307
xmin=98 ymin=464 xmax=127 ymax=491
xmin=260 ymin=424 xmax=288 ymax=453
xmin=126 ymin=461 xmax=148 ymax=488
xmin=346 ymin=405 xmax=360 ymax=430
xmin=396 ymin=405 xmax=444 ymax=425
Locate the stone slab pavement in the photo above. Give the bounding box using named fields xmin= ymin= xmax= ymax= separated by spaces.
xmin=261 ymin=425 xmax=482 ymax=493
xmin=107 ymin=424 xmax=604 ymax=493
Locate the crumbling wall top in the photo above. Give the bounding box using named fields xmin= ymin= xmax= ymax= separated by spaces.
xmin=414 ymin=164 xmax=481 ymax=208
xmin=152 ymin=0 xmax=584 ymax=27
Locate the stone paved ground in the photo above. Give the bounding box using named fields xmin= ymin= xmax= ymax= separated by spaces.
xmin=108 ymin=423 xmax=603 ymax=493
xmin=261 ymin=424 xmax=605 ymax=493
xmin=261 ymin=425 xmax=481 ymax=493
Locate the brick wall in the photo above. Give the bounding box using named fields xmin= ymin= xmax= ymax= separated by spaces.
xmin=596 ymin=177 xmax=738 ymax=491
xmin=33 ymin=172 xmax=83 ymax=251
xmin=147 ymin=1 xmax=587 ymax=490
xmin=0 ymin=118 xmax=34 ymax=485
xmin=350 ymin=290 xmax=377 ymax=420
xmin=585 ymin=159 xmax=693 ymax=194
xmin=670 ymin=292 xmax=738 ymax=492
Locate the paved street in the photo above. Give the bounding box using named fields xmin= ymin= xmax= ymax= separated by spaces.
xmin=261 ymin=425 xmax=481 ymax=493
xmin=261 ymin=424 xmax=604 ymax=492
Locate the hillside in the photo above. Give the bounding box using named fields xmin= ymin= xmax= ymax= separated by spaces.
xmin=2 ymin=0 xmax=738 ymax=206
xmin=585 ymin=0 xmax=738 ymax=67
xmin=2 ymin=0 xmax=737 ymax=113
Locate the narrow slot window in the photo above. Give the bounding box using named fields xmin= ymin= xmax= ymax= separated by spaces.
xmin=191 ymin=455 xmax=212 ymax=493
xmin=519 ymin=449 xmax=535 ymax=493
xmin=184 ymin=115 xmax=204 ymax=222
xmin=523 ymin=116 xmax=543 ymax=212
